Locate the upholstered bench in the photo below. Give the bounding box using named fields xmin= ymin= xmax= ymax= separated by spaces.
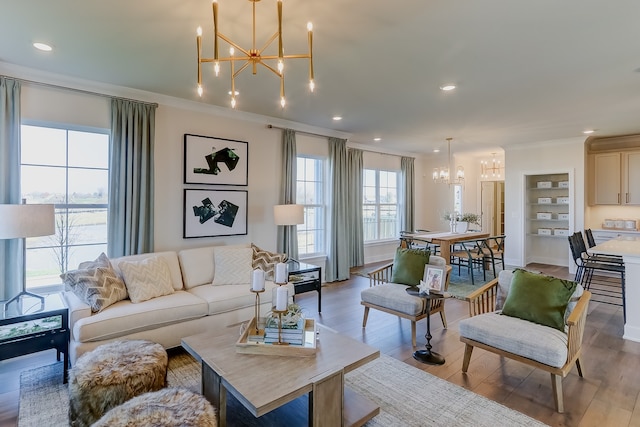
xmin=93 ymin=388 xmax=217 ymax=427
xmin=68 ymin=339 xmax=168 ymax=427
xmin=459 ymin=269 xmax=591 ymax=413
xmin=361 ymin=253 xmax=451 ymax=346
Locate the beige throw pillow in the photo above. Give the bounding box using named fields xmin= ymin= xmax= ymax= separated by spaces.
xmin=212 ymin=247 xmax=253 ymax=285
xmin=60 ymin=253 xmax=128 ymax=313
xmin=119 ymin=256 xmax=175 ymax=303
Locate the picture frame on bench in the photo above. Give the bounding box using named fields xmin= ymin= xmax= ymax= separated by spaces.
xmin=183 ymin=189 xmax=248 ymax=238
xmin=183 ymin=134 xmax=248 ymax=186
xmin=423 ymin=265 xmax=445 ymax=294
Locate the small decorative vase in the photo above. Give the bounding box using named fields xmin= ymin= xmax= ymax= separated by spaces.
xmin=455 ymin=222 xmax=469 ymax=233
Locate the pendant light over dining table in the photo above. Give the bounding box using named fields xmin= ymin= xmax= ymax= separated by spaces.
xmin=433 ymin=138 xmax=464 ymax=185
xmin=195 ymin=0 xmax=315 ymax=110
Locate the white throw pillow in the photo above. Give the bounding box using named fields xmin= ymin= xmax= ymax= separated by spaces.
xmin=212 ymin=247 xmax=253 ymax=285
xmin=119 ymin=256 xmax=175 ymax=303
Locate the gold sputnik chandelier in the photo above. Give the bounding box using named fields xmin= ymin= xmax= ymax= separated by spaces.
xmin=196 ymin=0 xmax=315 ymax=109
xmin=480 ymin=153 xmax=504 ymax=179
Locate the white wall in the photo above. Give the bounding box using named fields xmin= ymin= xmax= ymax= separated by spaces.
xmin=504 ymin=137 xmax=586 ymax=270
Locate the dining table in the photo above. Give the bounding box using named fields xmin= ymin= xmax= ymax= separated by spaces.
xmin=403 ymin=231 xmax=490 ymax=265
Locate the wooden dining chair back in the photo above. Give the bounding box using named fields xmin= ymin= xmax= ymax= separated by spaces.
xmin=481 ymin=235 xmax=505 ymax=277
xmin=450 ymin=239 xmax=487 ymax=286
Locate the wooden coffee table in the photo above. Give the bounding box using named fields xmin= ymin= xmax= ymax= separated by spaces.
xmin=182 ymin=324 xmax=380 ymax=427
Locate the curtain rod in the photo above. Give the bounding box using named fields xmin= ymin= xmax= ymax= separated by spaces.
xmin=1 ymin=75 xmax=159 ymax=107
xmin=267 ymin=123 xmax=413 ymax=158
xmin=266 ymin=124 xmax=337 ymax=139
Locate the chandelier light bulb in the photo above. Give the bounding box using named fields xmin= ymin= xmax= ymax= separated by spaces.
xmin=214 ymin=61 xmax=220 ymax=76
xmin=197 ymin=26 xmax=202 ymax=36
xmin=231 ymin=97 xmax=236 ymax=109
xmin=307 ymin=22 xmax=313 ymax=31
xmin=229 ymin=47 xmax=234 ymax=56
xmin=280 ymin=97 xmax=286 ymax=108
xmin=197 ymin=84 xmax=203 ymax=97
xmin=309 ymin=79 xmax=315 ymax=92
xmin=277 ymin=59 xmax=284 ymax=73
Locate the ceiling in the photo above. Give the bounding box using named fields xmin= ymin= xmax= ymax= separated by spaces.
xmin=2 ymin=0 xmax=640 ymax=156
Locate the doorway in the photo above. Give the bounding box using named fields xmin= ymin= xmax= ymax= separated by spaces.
xmin=481 ymin=181 xmax=505 ymax=235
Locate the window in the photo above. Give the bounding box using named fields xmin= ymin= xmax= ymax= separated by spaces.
xmin=296 ymin=157 xmax=325 ymax=256
xmin=21 ymin=124 xmax=110 ymax=289
xmin=363 ymin=169 xmax=399 ymax=241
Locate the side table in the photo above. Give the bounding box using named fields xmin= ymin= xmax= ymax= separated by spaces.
xmin=0 ymin=293 xmax=70 ymax=383
xmin=287 ymin=260 xmax=322 ymax=313
xmin=405 ymin=288 xmax=446 ymax=365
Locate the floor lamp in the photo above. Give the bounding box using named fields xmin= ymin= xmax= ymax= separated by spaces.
xmin=274 ymin=204 xmax=304 ymax=258
xmin=0 ymin=202 xmax=55 ymax=311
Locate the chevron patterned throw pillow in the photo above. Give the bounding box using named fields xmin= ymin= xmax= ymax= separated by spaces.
xmin=119 ymin=256 xmax=175 ymax=303
xmin=251 ymin=244 xmax=288 ymax=281
xmin=61 ymin=253 xmax=128 ymax=313
xmin=212 ymin=247 xmax=254 ymax=285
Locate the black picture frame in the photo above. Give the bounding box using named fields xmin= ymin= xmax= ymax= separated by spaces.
xmin=183 ymin=189 xmax=248 ymax=238
xmin=184 ymin=134 xmax=248 ymax=186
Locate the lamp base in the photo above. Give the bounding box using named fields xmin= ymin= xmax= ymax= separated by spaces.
xmin=3 ymin=290 xmax=44 ymax=313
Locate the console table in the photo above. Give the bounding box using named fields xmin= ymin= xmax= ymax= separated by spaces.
xmin=0 ymin=293 xmax=70 ymax=383
xmin=288 ymin=260 xmax=322 ymax=313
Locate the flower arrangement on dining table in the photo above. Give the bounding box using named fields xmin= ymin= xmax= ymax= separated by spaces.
xmin=443 ymin=212 xmax=481 ymax=225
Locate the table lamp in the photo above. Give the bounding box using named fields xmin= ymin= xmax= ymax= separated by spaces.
xmin=274 ymin=204 xmax=304 ymax=259
xmin=0 ymin=202 xmax=55 ymax=309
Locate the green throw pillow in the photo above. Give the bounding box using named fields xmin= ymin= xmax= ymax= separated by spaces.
xmin=501 ymin=269 xmax=577 ymax=331
xmin=390 ymin=248 xmax=430 ymax=286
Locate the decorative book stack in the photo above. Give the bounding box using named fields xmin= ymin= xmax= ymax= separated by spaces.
xmin=264 ymin=316 xmax=305 ymax=345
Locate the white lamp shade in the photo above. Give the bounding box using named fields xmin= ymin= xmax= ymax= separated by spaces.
xmin=274 ymin=204 xmax=304 ymax=226
xmin=0 ymin=204 xmax=55 ymax=239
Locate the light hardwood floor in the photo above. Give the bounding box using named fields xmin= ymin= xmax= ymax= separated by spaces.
xmin=1 ymin=263 xmax=637 ymax=427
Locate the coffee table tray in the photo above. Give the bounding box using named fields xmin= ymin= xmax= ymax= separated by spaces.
xmin=236 ymin=317 xmax=317 ymax=357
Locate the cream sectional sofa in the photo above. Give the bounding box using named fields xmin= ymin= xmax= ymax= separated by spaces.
xmin=63 ymin=244 xmax=294 ymax=363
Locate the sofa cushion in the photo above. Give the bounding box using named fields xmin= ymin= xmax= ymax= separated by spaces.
xmin=110 ymin=252 xmax=183 ymax=291
xmin=189 ymin=281 xmax=294 ymax=315
xmin=60 ymin=253 xmax=128 ymax=313
xmin=501 ymin=269 xmax=577 ymax=331
xmin=361 ymin=283 xmax=425 ymax=316
xmin=73 ymin=291 xmax=208 ymax=343
xmin=251 ymin=243 xmax=288 ymax=281
xmin=119 ymin=256 xmax=175 ymax=303
xmin=390 ymin=248 xmax=431 ymax=286
xmin=212 ymin=246 xmax=253 ymax=286
xmin=459 ymin=312 xmax=569 ymax=368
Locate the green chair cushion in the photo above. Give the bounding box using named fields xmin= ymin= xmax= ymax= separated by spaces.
xmin=390 ymin=248 xmax=430 ymax=286
xmin=501 ymin=269 xmax=577 ymax=331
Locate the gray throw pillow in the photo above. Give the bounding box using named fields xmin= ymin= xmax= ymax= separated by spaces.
xmin=61 ymin=253 xmax=128 ymax=312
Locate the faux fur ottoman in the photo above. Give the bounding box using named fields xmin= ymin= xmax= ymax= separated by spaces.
xmin=93 ymin=388 xmax=217 ymax=427
xmin=68 ymin=340 xmax=168 ymax=427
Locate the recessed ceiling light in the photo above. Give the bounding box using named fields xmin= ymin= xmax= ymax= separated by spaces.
xmin=373 ymin=137 xmax=381 ymax=142
xmin=33 ymin=42 xmax=52 ymax=52
xmin=439 ymin=84 xmax=456 ymax=91
xmin=583 ymin=129 xmax=595 ymax=134
xmin=433 ymin=149 xmax=440 ymax=153
xmin=332 ymin=116 xmax=342 ymax=121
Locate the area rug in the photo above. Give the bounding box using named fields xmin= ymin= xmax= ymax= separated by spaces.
xmin=352 ymin=263 xmax=500 ymax=300
xmin=19 ymin=350 xmax=546 ymax=427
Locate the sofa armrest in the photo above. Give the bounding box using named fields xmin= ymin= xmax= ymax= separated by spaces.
xmin=62 ymin=291 xmax=92 ymax=340
xmin=566 ymin=290 xmax=591 ymax=363
xmin=367 ymin=263 xmax=394 ymax=287
xmin=464 ymin=278 xmax=499 ymax=317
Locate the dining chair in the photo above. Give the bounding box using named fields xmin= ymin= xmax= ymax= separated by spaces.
xmin=481 ymin=235 xmax=505 ymax=278
xmin=449 ymin=239 xmax=487 ymax=286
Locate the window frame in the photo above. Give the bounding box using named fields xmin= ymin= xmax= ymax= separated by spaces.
xmin=20 ymin=120 xmax=110 ymax=292
xmin=295 ymin=155 xmax=326 ymax=257
xmin=363 ymin=168 xmax=400 ymax=243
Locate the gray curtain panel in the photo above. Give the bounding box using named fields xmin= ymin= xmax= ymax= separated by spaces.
xmin=326 ymin=137 xmax=350 ymax=282
xmin=401 ymin=156 xmax=415 ymax=232
xmin=0 ymin=77 xmax=22 ymax=300
xmin=347 ymin=148 xmax=364 ymax=267
xmin=277 ymin=128 xmax=299 ymax=259
xmin=108 ymin=99 xmax=157 ymax=257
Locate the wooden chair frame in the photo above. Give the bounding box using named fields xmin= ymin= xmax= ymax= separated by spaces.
xmin=362 ymin=261 xmax=452 ymax=346
xmin=461 ymin=278 xmax=591 ymax=413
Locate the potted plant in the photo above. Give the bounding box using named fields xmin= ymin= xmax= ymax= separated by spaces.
xmin=443 ymin=212 xmax=481 ymax=233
